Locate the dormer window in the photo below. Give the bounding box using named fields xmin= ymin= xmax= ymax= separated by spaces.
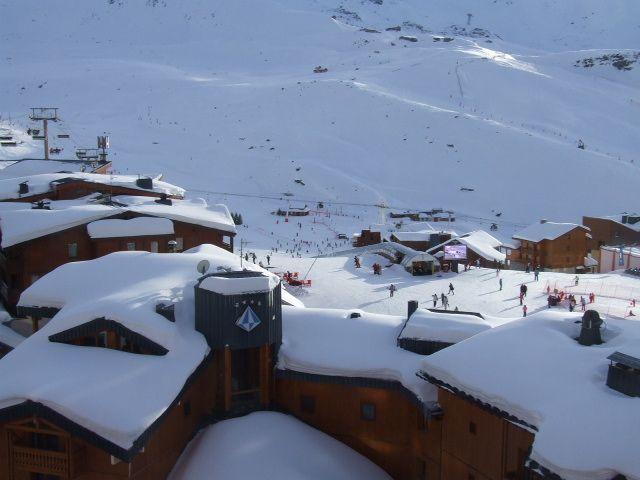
xmin=49 ymin=317 xmax=168 ymax=356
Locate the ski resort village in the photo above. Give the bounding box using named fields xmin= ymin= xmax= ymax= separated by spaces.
xmin=0 ymin=1 xmax=639 ymax=480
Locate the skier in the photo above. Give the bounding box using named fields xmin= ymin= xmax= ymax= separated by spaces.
xmin=389 ymin=284 xmax=397 ymax=297
xmin=354 ymin=256 xmax=361 ymax=268
xmin=522 ymin=305 xmax=528 ymax=317
xmin=441 ymin=293 xmax=446 ymax=305
xmin=266 ymin=255 xmax=271 ymax=266
xmin=534 ymin=268 xmax=539 ymax=281
xmin=580 ymin=296 xmax=586 ymax=311
xmin=525 ymin=263 xmax=531 ymax=274
xmin=574 ymin=275 xmax=579 ymax=286
xmin=499 ymin=278 xmax=503 ymax=291
xmin=432 ymin=293 xmax=438 ymax=308
xmin=442 ymin=295 xmax=449 ymax=310
xmin=244 ymin=253 xmax=249 ymax=262
xmin=519 ymin=292 xmax=524 ymax=306
xmin=448 ymin=283 xmax=455 ymax=295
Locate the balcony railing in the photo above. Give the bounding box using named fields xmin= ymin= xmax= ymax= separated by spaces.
xmin=11 ymin=445 xmax=69 ymax=476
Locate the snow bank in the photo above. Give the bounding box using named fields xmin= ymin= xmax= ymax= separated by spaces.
xmin=400 ymin=309 xmax=508 ymax=343
xmin=87 ymin=216 xmax=174 ymax=238
xmin=0 ymin=172 xmax=184 ymax=200
xmin=421 ymin=311 xmax=640 ymax=480
xmin=513 ymin=222 xmax=588 ymax=242
xmin=279 ymin=306 xmax=435 ymax=402
xmin=169 ymin=412 xmax=390 ymax=480
xmin=1 ymin=245 xmax=285 ymax=449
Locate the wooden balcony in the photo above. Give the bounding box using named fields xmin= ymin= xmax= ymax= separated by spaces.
xmin=11 ymin=445 xmax=70 ymax=477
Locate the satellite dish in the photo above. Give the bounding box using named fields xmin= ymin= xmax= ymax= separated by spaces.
xmin=197 ymin=260 xmax=210 ymax=275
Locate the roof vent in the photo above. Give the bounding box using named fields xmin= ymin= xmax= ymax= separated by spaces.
xmin=578 ymin=310 xmax=603 ymax=346
xmin=19 ymin=181 xmax=29 ymax=195
xmin=136 ymin=177 xmax=153 ymax=190
xmin=607 ymin=351 xmax=640 ymax=397
xmin=349 ymin=312 xmax=361 ymax=319
xmin=540 ymin=219 xmax=547 ymax=224
xmin=154 ymin=193 xmax=172 ymax=206
xmin=408 ymin=300 xmax=419 ymax=320
xmin=31 ymin=200 xmax=51 ymax=210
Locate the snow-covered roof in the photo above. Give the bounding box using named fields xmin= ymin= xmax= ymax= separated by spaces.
xmin=0 ymin=200 xmax=121 ymax=248
xmin=278 ymin=306 xmax=435 ymax=403
xmin=513 ymin=222 xmax=589 ymax=243
xmin=427 ymin=230 xmax=506 ymax=262
xmin=87 ymin=217 xmax=174 ymax=239
xmin=169 ymin=411 xmax=390 ymax=480
xmin=400 ymin=309 xmax=509 ymax=343
xmin=0 ymin=172 xmax=184 ymax=200
xmin=0 ymin=195 xmax=236 ymax=248
xmin=400 ymin=251 xmax=438 ymax=267
xmin=0 ymin=323 xmax=25 ymax=349
xmin=421 ymin=311 xmax=640 ymax=480
xmin=199 ymin=273 xmax=279 ymax=295
xmin=391 ymin=230 xmax=432 ymax=242
xmin=1 ymin=245 xmax=290 ymax=450
xmin=588 ymin=214 xmax=640 ymax=232
xmin=116 ymin=195 xmax=236 ymax=234
xmin=0 ymin=159 xmax=104 ymax=180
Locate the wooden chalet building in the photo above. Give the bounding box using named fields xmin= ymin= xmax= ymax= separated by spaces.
xmin=510 ymin=220 xmax=593 ymax=272
xmin=0 ymin=195 xmax=236 ymax=311
xmin=0 ymin=172 xmax=184 ymax=203
xmin=353 ymin=228 xmax=382 ymax=247
xmin=0 ymin=246 xmax=636 ymax=480
xmin=583 ymin=214 xmax=640 ymax=249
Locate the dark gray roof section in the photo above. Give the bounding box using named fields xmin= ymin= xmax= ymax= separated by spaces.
xmin=608 ymin=351 xmax=640 ymax=370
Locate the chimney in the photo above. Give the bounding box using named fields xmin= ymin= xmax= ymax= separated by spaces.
xmin=135 ymin=177 xmax=153 ymax=190
xmin=606 ymin=351 xmax=640 ymax=397
xmin=578 ymin=310 xmax=603 ymax=346
xmin=408 ymin=300 xmax=419 ymax=320
xmin=19 ymin=181 xmax=29 ymax=195
xmin=540 ymin=219 xmax=547 ymax=224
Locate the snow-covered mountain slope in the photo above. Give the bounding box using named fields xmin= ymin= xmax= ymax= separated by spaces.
xmin=0 ymin=0 xmax=638 ymax=225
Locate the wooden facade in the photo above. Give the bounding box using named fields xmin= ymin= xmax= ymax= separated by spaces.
xmin=1 ymin=213 xmax=234 ymax=310
xmin=390 ymin=234 xmax=429 ymax=252
xmin=354 ymin=229 xmax=382 ymax=247
xmin=583 ymin=216 xmax=640 ymax=249
xmin=511 ymin=227 xmax=591 ymax=272
xmin=8 ymin=178 xmax=182 ymax=203
xmin=275 ymin=375 xmax=442 ymax=480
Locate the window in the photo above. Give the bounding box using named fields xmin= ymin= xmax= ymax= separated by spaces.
xmin=469 ymin=421 xmax=477 ymax=435
xmin=68 ymin=242 xmax=78 ymax=258
xmin=300 ymin=395 xmax=316 ymax=414
xmin=183 ymin=400 xmax=191 ymax=417
xmin=127 ymin=242 xmax=136 ymax=251
xmin=150 ymin=241 xmax=158 ymax=253
xmin=361 ymin=402 xmax=376 ymax=421
xmin=176 ymin=237 xmax=184 ymax=251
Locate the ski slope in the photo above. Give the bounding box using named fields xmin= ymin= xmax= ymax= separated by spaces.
xmin=0 ymin=0 xmax=638 ymax=231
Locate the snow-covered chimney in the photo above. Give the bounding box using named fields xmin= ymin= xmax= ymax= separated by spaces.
xmin=578 ymin=310 xmax=603 ymax=346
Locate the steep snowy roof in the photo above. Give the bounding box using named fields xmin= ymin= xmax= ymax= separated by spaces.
xmin=0 ymin=172 xmax=185 ymax=200
xmin=428 ymin=230 xmax=506 ymax=262
xmin=116 ymin=195 xmax=236 ymax=233
xmin=169 ymin=412 xmax=391 ymax=480
xmin=0 ymin=159 xmax=104 ymax=179
xmin=421 ymin=312 xmax=640 ymax=480
xmin=513 ymin=222 xmax=589 ymax=243
xmin=0 ymin=195 xmax=235 ymax=248
xmin=278 ymin=306 xmax=436 ymax=403
xmin=87 ymin=217 xmax=174 ymax=239
xmin=589 ymin=214 xmax=640 ymax=232
xmin=0 ymin=200 xmax=120 ymax=248
xmin=400 ymin=309 xmax=509 ymax=343
xmin=1 ymin=245 xmax=288 ymax=451
xmin=0 ymin=323 xmax=25 ymax=349
xmin=391 ymin=230 xmax=432 ymax=242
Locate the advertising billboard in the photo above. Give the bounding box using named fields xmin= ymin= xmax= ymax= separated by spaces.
xmin=444 ymin=244 xmax=467 ymax=260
